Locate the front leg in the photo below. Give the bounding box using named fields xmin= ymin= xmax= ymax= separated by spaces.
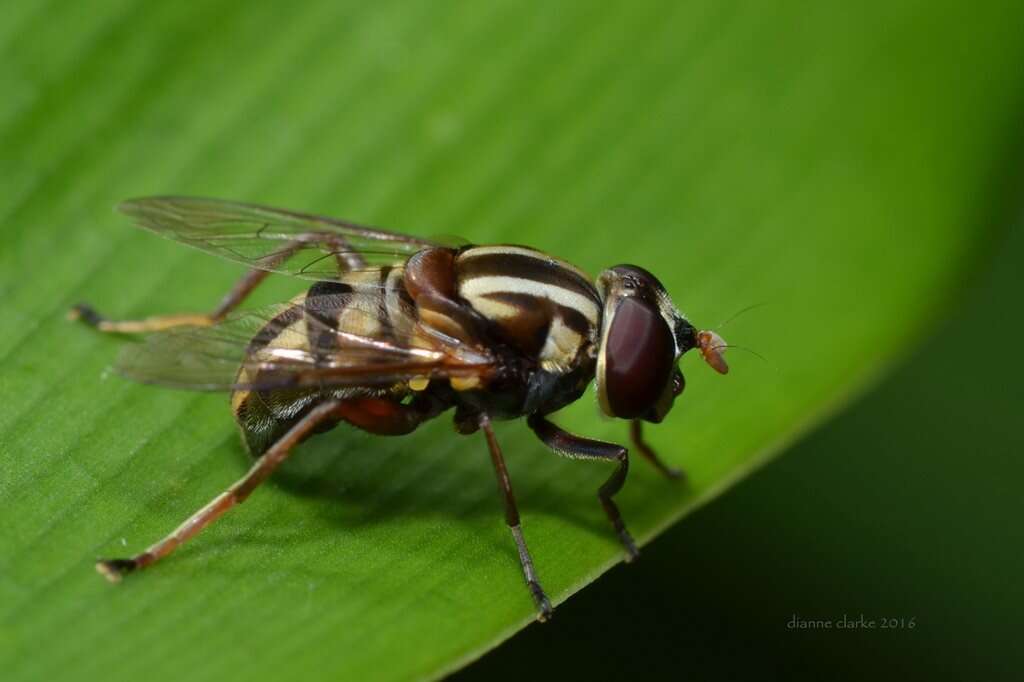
xmin=526 ymin=414 xmax=638 ymax=561
xmin=630 ymin=420 xmax=683 ymax=480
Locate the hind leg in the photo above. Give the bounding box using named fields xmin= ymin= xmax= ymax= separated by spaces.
xmin=70 ymin=266 xmax=275 ymax=332
xmin=234 ymin=390 xmax=437 ymax=457
xmin=70 ymin=234 xmax=363 ymax=333
xmin=96 ymin=399 xmax=345 ymax=581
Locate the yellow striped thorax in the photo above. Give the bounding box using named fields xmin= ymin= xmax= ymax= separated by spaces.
xmin=454 ymin=245 xmax=602 ymax=374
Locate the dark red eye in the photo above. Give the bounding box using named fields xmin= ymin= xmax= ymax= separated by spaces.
xmin=604 ymin=297 xmax=675 ymax=418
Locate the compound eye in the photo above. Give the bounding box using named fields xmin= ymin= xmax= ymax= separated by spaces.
xmin=603 ymin=297 xmax=675 ymax=418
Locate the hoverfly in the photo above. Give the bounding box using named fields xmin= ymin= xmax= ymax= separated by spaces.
xmin=70 ymin=197 xmax=728 ymax=621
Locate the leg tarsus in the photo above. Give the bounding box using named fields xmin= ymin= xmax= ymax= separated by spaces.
xmin=69 ymin=302 xmax=214 ymax=333
xmin=508 ymin=522 xmax=553 ymax=621
xmin=531 ymin=583 xmax=554 ymax=622
xmin=70 ymin=250 xmax=280 ymax=334
xmin=600 ymin=469 xmax=639 ymax=561
xmin=68 ymin=302 xmax=106 ymax=327
xmin=597 ymin=449 xmax=639 ymax=562
xmin=95 ymin=557 xmax=140 ymax=583
xmin=631 ymin=420 xmax=684 ymax=480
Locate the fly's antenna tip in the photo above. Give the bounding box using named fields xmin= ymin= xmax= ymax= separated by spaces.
xmin=712 ymin=343 xmax=776 ymax=373
xmin=713 ymin=302 xmax=770 ymax=331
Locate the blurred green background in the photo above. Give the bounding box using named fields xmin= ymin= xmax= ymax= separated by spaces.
xmin=1 ymin=1 xmax=1023 ymax=680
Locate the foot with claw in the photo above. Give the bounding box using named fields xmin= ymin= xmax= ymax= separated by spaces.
xmin=95 ymin=558 xmax=140 ymax=583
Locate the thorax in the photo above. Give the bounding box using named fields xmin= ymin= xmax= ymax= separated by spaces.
xmin=453 ymin=245 xmax=601 ymax=374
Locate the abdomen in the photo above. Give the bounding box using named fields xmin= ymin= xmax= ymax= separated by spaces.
xmin=230 ymin=268 xmax=419 ymax=454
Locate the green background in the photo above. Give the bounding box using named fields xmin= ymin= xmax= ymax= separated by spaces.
xmin=1 ymin=2 xmax=1022 ymax=680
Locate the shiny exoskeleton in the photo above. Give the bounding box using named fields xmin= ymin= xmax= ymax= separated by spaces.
xmin=71 ymin=197 xmax=728 ymax=621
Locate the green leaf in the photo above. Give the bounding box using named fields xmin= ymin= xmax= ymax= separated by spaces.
xmin=1 ymin=2 xmax=1020 ymax=680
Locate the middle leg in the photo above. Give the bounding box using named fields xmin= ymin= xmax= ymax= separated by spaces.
xmin=479 ymin=414 xmax=553 ymax=621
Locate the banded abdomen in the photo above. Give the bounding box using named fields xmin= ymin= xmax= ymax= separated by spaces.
xmin=454 ymin=245 xmax=601 ymax=373
xmin=231 ymin=267 xmax=423 ymax=454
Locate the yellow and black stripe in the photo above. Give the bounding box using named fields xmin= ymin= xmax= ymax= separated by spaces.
xmin=455 ymin=245 xmax=601 ymax=373
xmin=231 ymin=267 xmax=418 ymax=454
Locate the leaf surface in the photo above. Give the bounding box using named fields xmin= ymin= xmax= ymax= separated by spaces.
xmin=1 ymin=2 xmax=1022 ymax=680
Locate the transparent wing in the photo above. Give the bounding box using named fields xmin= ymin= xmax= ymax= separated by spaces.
xmin=118 ymin=196 xmax=458 ymax=281
xmin=115 ymin=293 xmax=496 ymax=392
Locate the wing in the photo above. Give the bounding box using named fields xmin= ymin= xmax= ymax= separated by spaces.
xmin=118 ymin=196 xmax=458 ymax=281
xmin=115 ymin=292 xmax=497 ymax=392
